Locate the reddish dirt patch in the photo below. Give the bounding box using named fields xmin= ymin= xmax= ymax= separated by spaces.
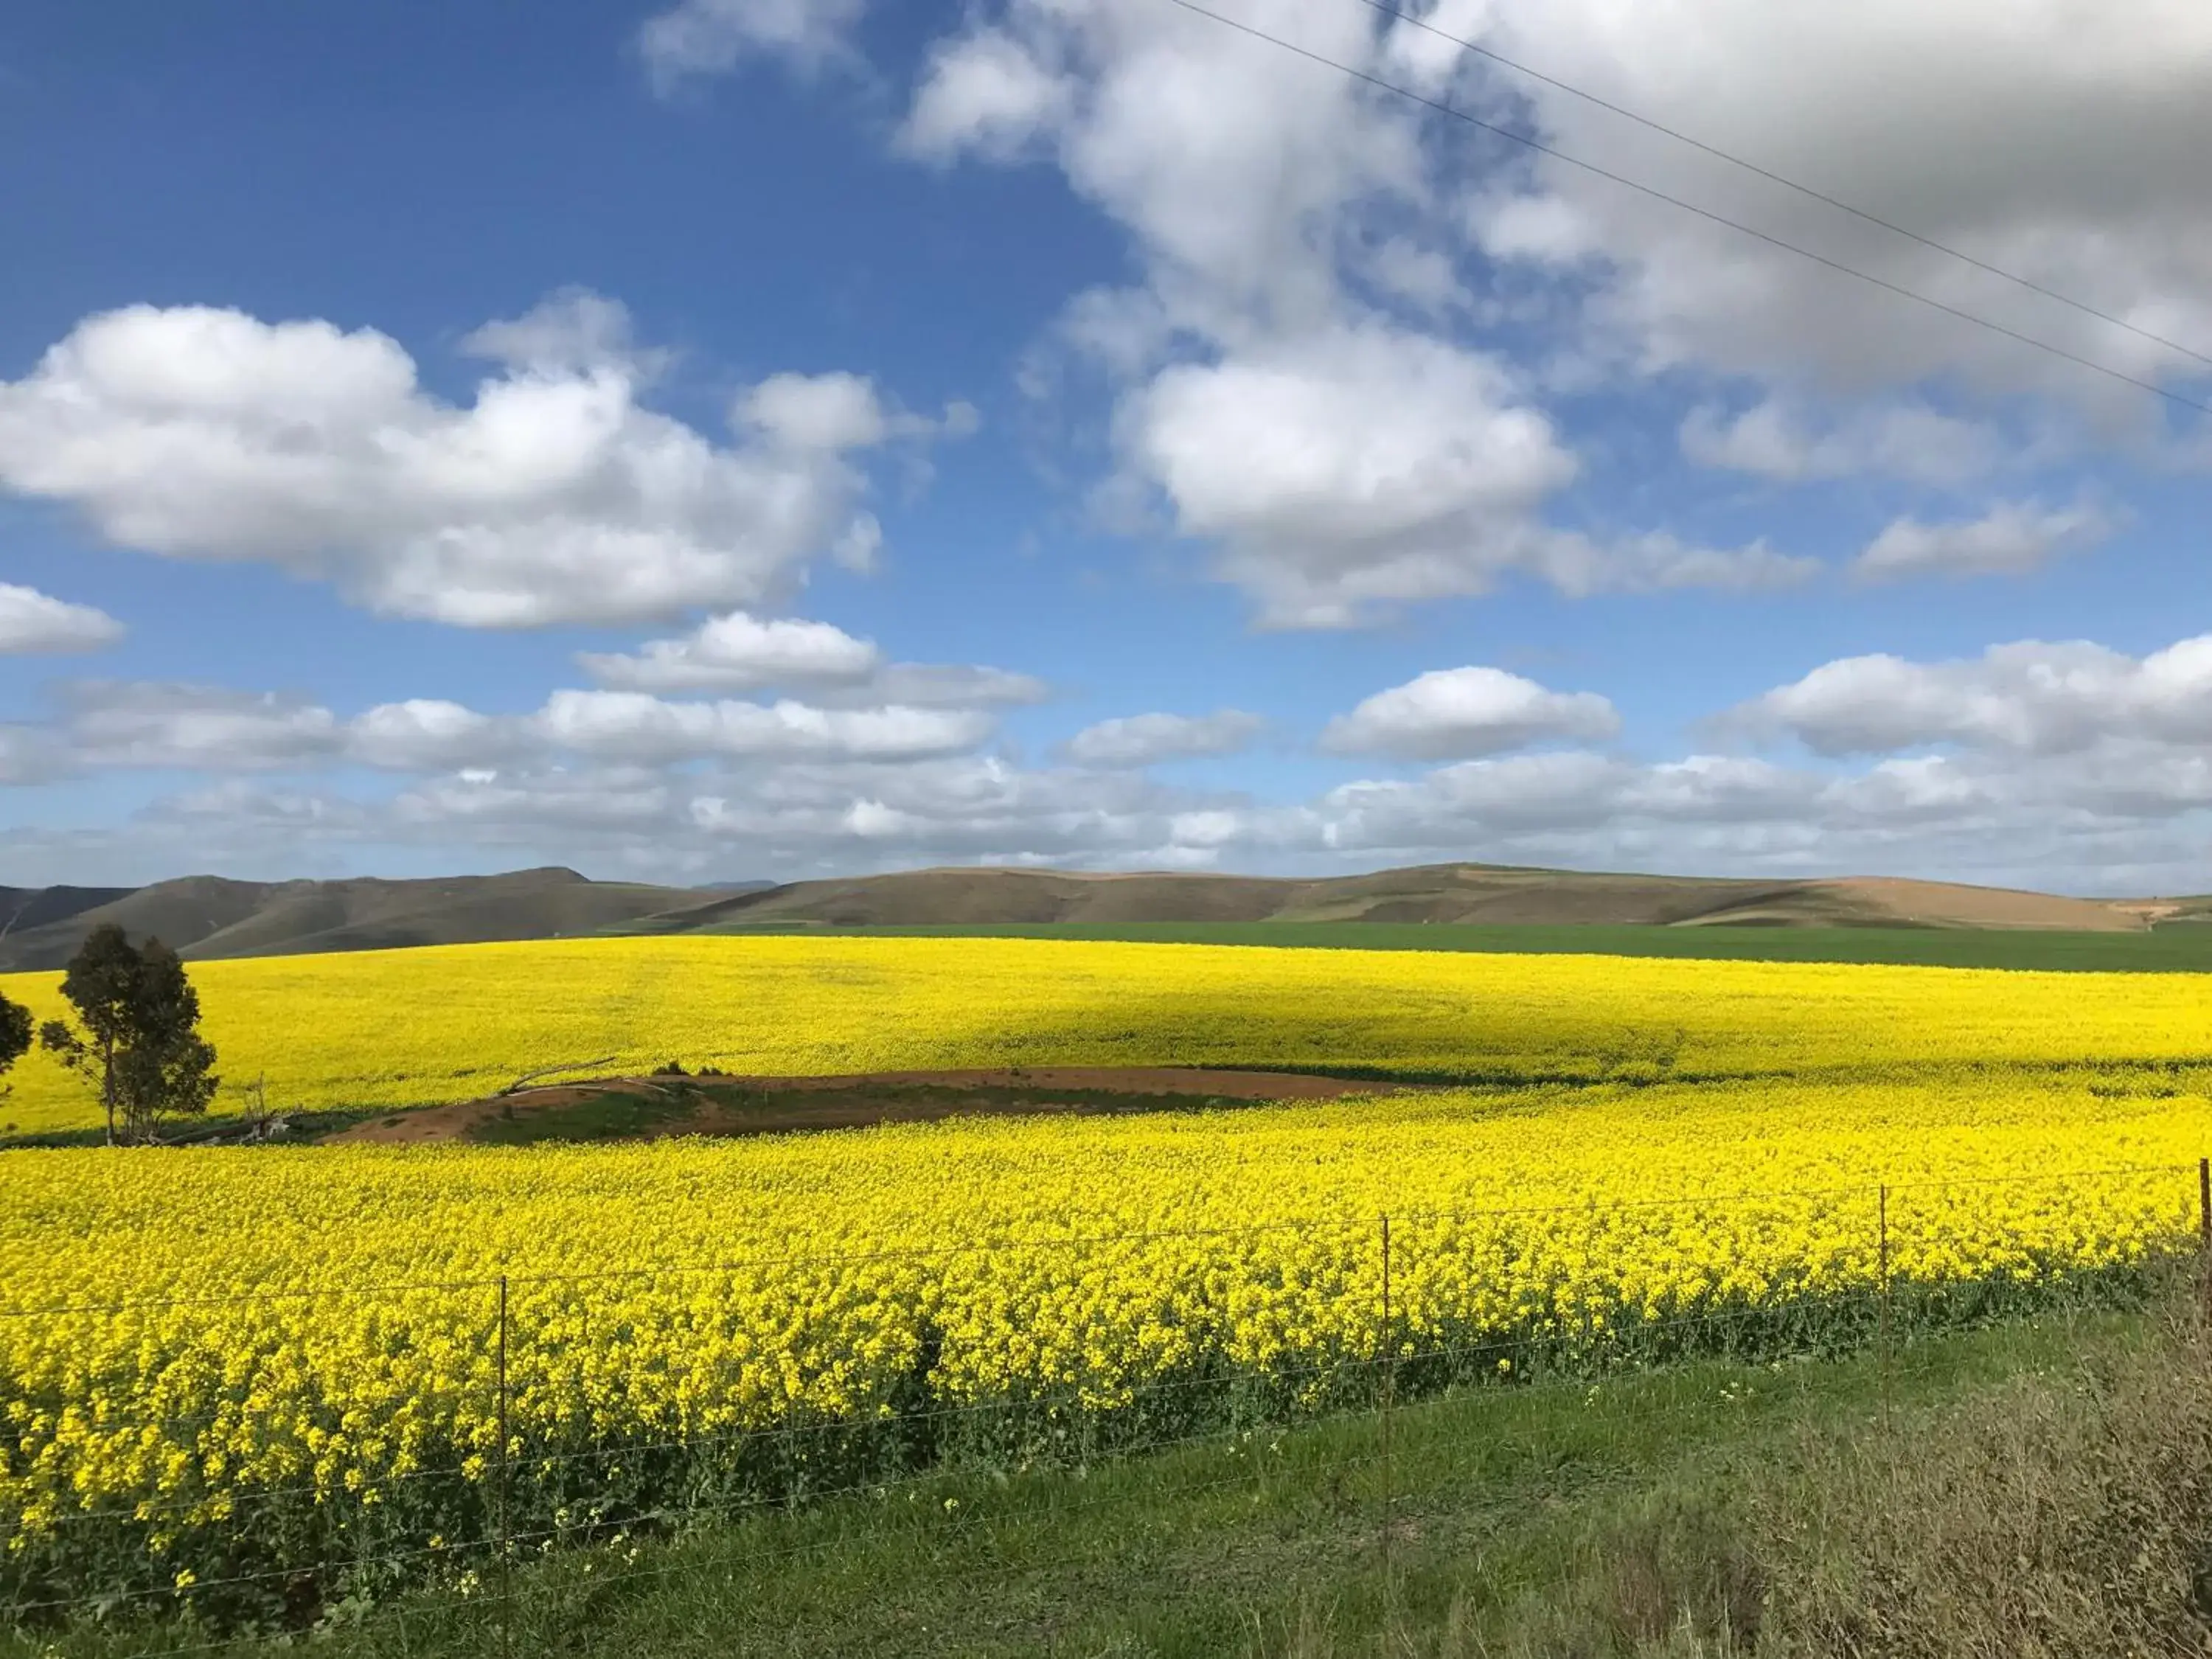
xmin=326 ymin=1067 xmax=1421 ymax=1146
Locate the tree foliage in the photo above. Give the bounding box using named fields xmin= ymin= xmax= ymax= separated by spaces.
xmin=0 ymin=990 xmax=29 ymax=1088
xmin=39 ymin=925 xmax=219 ymax=1144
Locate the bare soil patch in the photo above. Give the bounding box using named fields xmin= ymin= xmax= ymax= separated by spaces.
xmin=326 ymin=1066 xmax=1422 ymax=1147
xmin=1813 ymin=877 xmax=2146 ymax=933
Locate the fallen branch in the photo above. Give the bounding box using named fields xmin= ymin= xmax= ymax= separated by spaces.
xmin=499 ymin=1057 xmax=617 ymax=1096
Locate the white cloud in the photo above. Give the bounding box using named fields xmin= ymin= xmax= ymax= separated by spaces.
xmin=637 ymin=0 xmax=866 ymax=88
xmin=1679 ymin=399 xmax=2003 ymax=487
xmin=1851 ymin=499 xmax=2115 ymax=582
xmin=0 ymin=584 xmax=122 ymax=653
xmin=1531 ymin=529 xmax=1818 ymax=598
xmin=18 ymin=668 xmax=2212 ymax=894
xmin=1451 ymin=0 xmax=2212 ymax=431
xmin=574 ymin=611 xmax=1047 ymax=710
xmin=459 ymin=288 xmax=666 ymax=379
xmin=1731 ymin=634 xmax=2212 ymax=757
xmin=902 ymin=27 xmax=1071 ymax=163
xmin=0 ymin=726 xmax=63 ymax=786
xmin=686 ymin=751 xmax=1243 ymax=865
xmin=534 ymin=689 xmax=993 ymax=763
xmin=1301 ymin=734 xmax=2212 ymax=891
xmin=1127 ymin=325 xmax=1579 ymax=626
xmin=887 ymin=0 xmax=1612 ymax=626
xmin=1063 ymin=709 xmax=1263 ymax=767
xmin=739 ymin=371 xmax=889 ymax=452
xmin=4 ymin=672 xmax=1011 ymax=782
xmin=347 ymin=700 xmax=534 ymax=772
xmin=888 ymin=2 xmax=1896 ymax=625
xmin=0 ymin=296 xmax=905 ymax=628
xmin=846 ymin=664 xmax=1048 ymax=709
xmin=646 ymin=0 xmax=2212 ymax=653
xmin=578 ymin=611 xmax=882 ymax=693
xmin=1321 ymin=749 xmax=1630 ymax=844
xmin=1321 ymin=667 xmax=1620 ymax=759
xmin=59 ymin=683 xmax=344 ymax=771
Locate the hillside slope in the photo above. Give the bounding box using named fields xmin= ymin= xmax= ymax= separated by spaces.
xmin=0 ymin=869 xmax=700 ymax=971
xmin=0 ymin=885 xmax=136 ymax=941
xmin=0 ymin=861 xmax=2163 ymax=971
xmin=630 ymin=863 xmax=2150 ymax=934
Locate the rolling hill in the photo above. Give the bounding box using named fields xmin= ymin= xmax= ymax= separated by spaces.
xmin=0 ymin=869 xmax=704 ymax=972
xmin=0 ymin=861 xmax=2189 ymax=973
xmin=627 ymin=862 xmax=2161 ymax=935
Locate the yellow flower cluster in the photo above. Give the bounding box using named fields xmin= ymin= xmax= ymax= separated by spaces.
xmin=1 ymin=1066 xmax=2203 ymax=1543
xmin=2 ymin=934 xmax=2209 ymax=1133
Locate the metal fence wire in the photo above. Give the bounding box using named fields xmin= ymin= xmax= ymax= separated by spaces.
xmin=0 ymin=1159 xmax=2204 ymax=1654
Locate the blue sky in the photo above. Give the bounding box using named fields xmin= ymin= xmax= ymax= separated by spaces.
xmin=1 ymin=0 xmax=2208 ymax=893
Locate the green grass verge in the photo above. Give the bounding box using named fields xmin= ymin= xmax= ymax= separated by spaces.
xmin=648 ymin=920 xmax=2212 ymax=973
xmin=463 ymin=1091 xmax=703 ymax=1145
xmin=10 ymin=1308 xmax=2148 ymax=1658
xmin=0 ymin=1106 xmax=389 ymax=1152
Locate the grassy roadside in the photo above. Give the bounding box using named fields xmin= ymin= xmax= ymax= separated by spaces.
xmin=659 ymin=919 xmax=2212 ymax=973
xmin=12 ymin=1306 xmax=2180 ymax=1658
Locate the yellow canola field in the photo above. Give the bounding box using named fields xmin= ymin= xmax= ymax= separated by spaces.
xmin=4 ymin=934 xmax=2211 ymax=1133
xmin=1 ymin=1070 xmax=2205 ymax=1537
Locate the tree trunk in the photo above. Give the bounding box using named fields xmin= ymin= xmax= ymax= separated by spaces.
xmin=100 ymin=1037 xmax=116 ymax=1147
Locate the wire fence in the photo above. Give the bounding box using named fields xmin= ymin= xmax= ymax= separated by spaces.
xmin=2 ymin=1158 xmax=2207 ymax=1655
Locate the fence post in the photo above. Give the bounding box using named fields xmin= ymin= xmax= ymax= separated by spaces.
xmin=2197 ymin=1158 xmax=2210 ymax=1323
xmin=497 ymin=1276 xmax=512 ymax=1659
xmin=1877 ymin=1184 xmax=1891 ymax=1429
xmin=1379 ymin=1213 xmax=1394 ymax=1613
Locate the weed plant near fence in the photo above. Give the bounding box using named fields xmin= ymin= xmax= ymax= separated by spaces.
xmin=2 ymin=1162 xmax=2202 ymax=1650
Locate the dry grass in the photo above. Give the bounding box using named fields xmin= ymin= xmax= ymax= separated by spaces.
xmin=1259 ymin=1302 xmax=2212 ymax=1659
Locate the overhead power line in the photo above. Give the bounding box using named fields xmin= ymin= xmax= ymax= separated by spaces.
xmin=1354 ymin=0 xmax=2212 ymax=374
xmin=1161 ymin=0 xmax=2212 ymax=422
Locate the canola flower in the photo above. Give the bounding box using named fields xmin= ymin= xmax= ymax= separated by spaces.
xmin=1 ymin=1069 xmax=2205 ymax=1565
xmin=1 ymin=936 xmax=2209 ymax=1616
xmin=1 ymin=934 xmax=2211 ymax=1134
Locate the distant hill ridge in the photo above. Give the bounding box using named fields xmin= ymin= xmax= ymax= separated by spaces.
xmin=0 ymin=869 xmax=712 ymax=972
xmin=0 ymin=862 xmax=2197 ymax=972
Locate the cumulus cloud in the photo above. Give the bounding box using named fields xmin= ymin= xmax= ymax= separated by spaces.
xmin=643 ymin=0 xmax=2212 ymax=647
xmin=637 ymin=0 xmax=866 ymax=87
xmin=1680 ymin=399 xmax=2003 ymax=487
xmin=534 ymin=689 xmax=993 ymax=764
xmin=4 ymin=673 xmax=1009 ymax=783
xmin=740 ymin=371 xmax=890 ymax=453
xmin=1062 ymin=709 xmax=1263 ymax=768
xmin=575 ymin=611 xmax=1047 ymax=710
xmin=578 ymin=612 xmax=882 ymax=693
xmin=0 ymin=295 xmax=908 ymax=628
xmin=686 ymin=751 xmax=1285 ymax=869
xmin=1730 ymin=634 xmax=2212 ymax=757
xmin=1531 ymin=529 xmax=1819 ymax=598
xmin=1321 ymin=667 xmax=1620 ymax=760
xmin=19 ymin=675 xmax=2212 ymax=894
xmin=347 ymin=700 xmax=535 ymax=772
xmin=1304 ymin=738 xmax=2212 ymax=889
xmin=1447 ymin=0 xmax=2212 ymax=430
xmin=902 ymin=27 xmax=1071 ymax=163
xmin=848 ymin=664 xmax=1048 ymax=709
xmin=1127 ymin=326 xmax=1579 ymax=626
xmin=0 ymin=726 xmax=64 ymax=786
xmin=1851 ymin=499 xmax=2116 ymax=582
xmin=888 ymin=1 xmax=1938 ymax=625
xmin=0 ymin=584 xmax=122 ymax=653
xmin=887 ymin=2 xmax=1606 ymax=625
xmin=58 ymin=683 xmax=344 ymax=771
xmin=459 ymin=288 xmax=666 ymax=379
